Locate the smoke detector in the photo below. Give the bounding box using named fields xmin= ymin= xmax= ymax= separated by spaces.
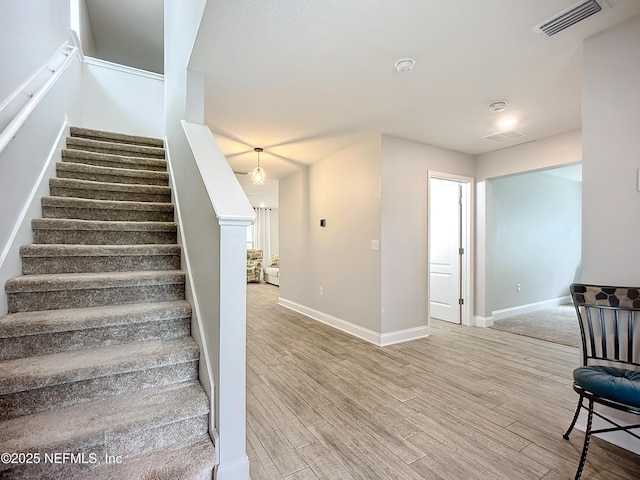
xmin=488 ymin=101 xmax=507 ymax=113
xmin=533 ymin=0 xmax=611 ymax=37
xmin=395 ymin=58 xmax=415 ymax=73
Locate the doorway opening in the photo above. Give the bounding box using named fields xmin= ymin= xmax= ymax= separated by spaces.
xmin=428 ymin=172 xmax=473 ymax=326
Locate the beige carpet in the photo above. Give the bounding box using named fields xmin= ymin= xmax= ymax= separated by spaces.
xmin=491 ymin=304 xmax=581 ymax=348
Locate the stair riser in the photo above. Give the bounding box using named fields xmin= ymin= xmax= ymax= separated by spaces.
xmin=41 ymin=205 xmax=174 ymax=223
xmin=1 ymin=415 xmax=208 ymax=479
xmin=0 ymin=317 xmax=190 ymax=361
xmin=62 ymin=153 xmax=167 ymax=172
xmin=33 ymin=229 xmax=177 ymax=245
xmin=22 ymin=254 xmax=181 ymax=275
xmin=7 ymin=284 xmax=185 ymax=313
xmin=0 ymin=361 xmax=197 ymax=421
xmin=50 ymin=182 xmax=171 ymax=203
xmin=67 ymin=145 xmax=165 ymax=160
xmin=56 ymin=168 xmax=169 ymax=186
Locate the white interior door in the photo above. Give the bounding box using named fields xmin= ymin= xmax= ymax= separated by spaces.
xmin=430 ymin=178 xmax=461 ymax=324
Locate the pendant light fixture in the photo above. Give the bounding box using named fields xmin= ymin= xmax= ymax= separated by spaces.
xmin=250 ymin=147 xmax=266 ymax=186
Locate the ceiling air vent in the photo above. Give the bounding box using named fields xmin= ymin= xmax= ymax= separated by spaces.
xmin=533 ymin=0 xmax=610 ymax=37
xmin=482 ymin=131 xmax=525 ymax=143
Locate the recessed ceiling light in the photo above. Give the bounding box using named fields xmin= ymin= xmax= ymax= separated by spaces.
xmin=498 ymin=117 xmax=517 ymax=129
xmin=489 ymin=101 xmax=507 ymax=112
xmin=395 ymin=58 xmax=416 ymax=73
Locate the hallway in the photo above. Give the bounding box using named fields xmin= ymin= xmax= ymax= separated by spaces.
xmin=245 ymin=283 xmax=640 ymax=480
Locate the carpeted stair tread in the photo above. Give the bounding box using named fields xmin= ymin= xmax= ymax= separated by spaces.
xmin=66 ymin=137 xmax=165 ymax=159
xmin=0 ymin=381 xmax=209 ymax=456
xmin=32 ymin=218 xmax=177 ymax=245
xmin=0 ymin=301 xmax=191 ymax=361
xmin=70 ymin=126 xmax=164 ymax=148
xmin=32 ymin=218 xmax=176 ymax=233
xmin=5 ymin=270 xmax=186 ymax=313
xmin=41 ymin=196 xmax=174 ymax=222
xmin=68 ymin=435 xmax=216 ymax=480
xmin=5 ymin=270 xmax=185 ymax=293
xmin=0 ymin=126 xmax=214 ymax=477
xmin=21 ymin=244 xmax=181 ymax=259
xmin=56 ymin=161 xmax=169 ymax=186
xmin=20 ymin=244 xmax=181 ymax=274
xmin=41 ymin=196 xmax=173 ymax=213
xmin=0 ymin=300 xmax=191 ymax=339
xmin=0 ymin=337 xmax=198 ymax=395
xmin=62 ymin=149 xmax=167 ymax=172
xmin=49 ymin=177 xmax=171 ymax=203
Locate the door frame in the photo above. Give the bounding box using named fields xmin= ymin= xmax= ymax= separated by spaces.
xmin=427 ymin=171 xmax=474 ymax=327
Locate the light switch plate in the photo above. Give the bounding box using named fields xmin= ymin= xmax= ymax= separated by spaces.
xmin=371 ymin=240 xmax=380 ymax=251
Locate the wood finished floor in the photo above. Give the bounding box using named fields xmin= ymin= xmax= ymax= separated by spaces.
xmin=246 ymin=283 xmax=640 ymax=480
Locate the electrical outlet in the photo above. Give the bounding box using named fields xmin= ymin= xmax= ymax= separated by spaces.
xmin=517 ymin=283 xmax=521 ymax=292
xmin=319 ymin=287 xmax=323 ymax=296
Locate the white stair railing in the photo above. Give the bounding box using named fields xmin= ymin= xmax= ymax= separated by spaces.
xmin=0 ymin=42 xmax=77 ymax=155
xmin=166 ymin=120 xmax=254 ymax=480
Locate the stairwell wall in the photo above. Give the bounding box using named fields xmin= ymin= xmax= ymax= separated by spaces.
xmin=165 ymin=2 xmax=253 ymax=478
xmin=0 ymin=0 xmax=70 ymax=104
xmin=0 ymin=1 xmax=82 ymax=314
xmin=81 ymin=58 xmax=164 ymax=138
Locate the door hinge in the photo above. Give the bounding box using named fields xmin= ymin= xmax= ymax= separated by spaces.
xmin=459 ymin=247 xmax=464 ymax=255
xmin=459 ymin=298 xmax=464 ymax=305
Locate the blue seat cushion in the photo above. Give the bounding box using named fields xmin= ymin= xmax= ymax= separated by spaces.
xmin=574 ymin=366 xmax=640 ymax=408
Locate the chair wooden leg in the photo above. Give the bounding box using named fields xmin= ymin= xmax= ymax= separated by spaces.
xmin=574 ymin=400 xmax=594 ymax=480
xmin=564 ymin=394 xmax=583 ymax=440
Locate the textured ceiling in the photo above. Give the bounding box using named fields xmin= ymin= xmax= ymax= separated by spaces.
xmin=189 ymin=0 xmax=640 ymax=179
xmin=86 ymin=1 xmax=640 ymax=180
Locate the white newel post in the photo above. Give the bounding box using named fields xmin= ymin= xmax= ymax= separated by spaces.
xmin=177 ymin=120 xmax=254 ymax=478
xmin=215 ymin=219 xmax=251 ymax=479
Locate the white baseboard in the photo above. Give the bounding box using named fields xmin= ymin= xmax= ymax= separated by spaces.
xmin=491 ymin=295 xmax=571 ymax=321
xmin=474 ymin=316 xmax=494 ymax=328
xmin=380 ymin=325 xmax=429 ymax=346
xmin=215 ymin=456 xmax=250 ymax=480
xmin=278 ymin=298 xmax=428 ymax=346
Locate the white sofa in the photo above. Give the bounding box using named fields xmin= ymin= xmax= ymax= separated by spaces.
xmin=263 ymin=255 xmax=279 ymax=286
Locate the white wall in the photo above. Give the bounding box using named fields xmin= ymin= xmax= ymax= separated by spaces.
xmin=582 ymin=14 xmax=640 ymax=286
xmin=82 ymin=59 xmax=164 ymax=137
xmin=0 ymin=0 xmax=70 ymax=103
xmin=474 ymin=130 xmax=583 ymax=318
xmin=164 ymin=0 xmax=206 ymax=146
xmin=476 ymin=130 xmax=582 ymax=182
xmin=575 ymin=15 xmax=640 ymax=454
xmin=489 ymin=171 xmax=581 ymax=312
xmin=280 ymin=136 xmax=383 ymax=333
xmin=79 ymin=0 xmax=97 ymax=57
xmin=380 ymin=135 xmax=475 ymax=334
xmin=0 ymin=2 xmax=81 ymax=314
xmin=270 ymin=209 xmax=279 ymax=257
xmin=279 ymin=167 xmax=311 ymax=300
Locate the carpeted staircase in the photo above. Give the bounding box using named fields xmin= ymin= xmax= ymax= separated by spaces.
xmin=0 ymin=127 xmax=216 ymax=479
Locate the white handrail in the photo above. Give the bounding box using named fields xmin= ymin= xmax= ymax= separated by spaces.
xmin=0 ymin=42 xmax=78 ymax=156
